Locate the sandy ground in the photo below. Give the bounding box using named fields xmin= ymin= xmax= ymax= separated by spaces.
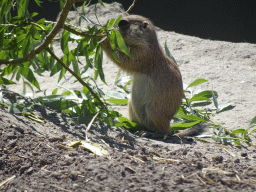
xmin=1 ymin=2 xmax=256 ymax=191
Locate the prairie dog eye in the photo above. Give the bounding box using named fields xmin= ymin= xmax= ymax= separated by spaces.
xmin=142 ymin=21 xmax=149 ymax=29
xmin=118 ymin=20 xmax=130 ymax=29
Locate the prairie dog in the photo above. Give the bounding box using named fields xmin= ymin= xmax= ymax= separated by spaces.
xmin=101 ymin=15 xmax=183 ymax=134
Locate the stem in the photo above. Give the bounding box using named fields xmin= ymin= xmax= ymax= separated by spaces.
xmin=126 ymin=0 xmax=137 ymax=13
xmin=46 ymin=47 xmax=107 ymax=110
xmin=63 ymin=24 xmax=106 ymax=39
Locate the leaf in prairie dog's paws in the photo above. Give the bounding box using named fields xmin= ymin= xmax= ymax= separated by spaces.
xmin=114 ymin=29 xmax=132 ymax=58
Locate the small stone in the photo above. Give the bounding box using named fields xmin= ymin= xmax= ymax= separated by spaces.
xmin=234 ymin=159 xmax=240 ymax=163
xmin=48 ymin=136 xmax=64 ymax=142
xmin=69 ymin=171 xmax=81 ymax=180
xmin=241 ymin=152 xmax=247 ymax=157
xmin=212 ymin=155 xmax=223 ymax=163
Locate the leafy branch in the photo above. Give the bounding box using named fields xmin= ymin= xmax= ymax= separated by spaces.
xmin=0 ymin=0 xmax=90 ymax=65
xmin=45 ymin=47 xmax=107 ymax=108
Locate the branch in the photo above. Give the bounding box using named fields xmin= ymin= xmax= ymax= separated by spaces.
xmin=63 ymin=24 xmax=106 ymax=39
xmin=0 ymin=0 xmax=89 ymax=65
xmin=46 ymin=47 xmax=107 ymax=110
xmin=126 ymin=0 xmax=137 ymax=13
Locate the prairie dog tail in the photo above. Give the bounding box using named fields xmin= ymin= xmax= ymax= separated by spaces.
xmin=174 ymin=122 xmax=208 ymax=138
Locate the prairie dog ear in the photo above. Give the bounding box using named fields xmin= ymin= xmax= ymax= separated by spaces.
xmin=142 ymin=21 xmax=149 ymax=29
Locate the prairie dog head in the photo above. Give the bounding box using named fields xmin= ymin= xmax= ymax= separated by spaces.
xmin=118 ymin=15 xmax=159 ymax=48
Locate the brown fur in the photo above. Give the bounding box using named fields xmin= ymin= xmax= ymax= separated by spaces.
xmin=101 ymin=15 xmax=183 ymax=134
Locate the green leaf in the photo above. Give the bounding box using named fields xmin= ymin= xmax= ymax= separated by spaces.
xmin=212 ymin=90 xmax=218 ymax=109
xmin=48 ymin=46 xmax=55 ymax=70
xmin=114 ymin=29 xmax=132 ymax=58
xmin=194 ymin=90 xmax=217 ymax=99
xmin=22 ymin=35 xmax=31 ymax=56
xmin=61 ymin=30 xmax=70 ymax=54
xmin=175 ymin=113 xmax=205 ymax=122
xmin=15 ymin=67 xmax=21 ymax=81
xmin=117 ymin=116 xmax=137 ymax=128
xmin=186 ymin=78 xmax=208 ymax=89
xmin=58 ymin=67 xmax=66 ymax=82
xmin=188 ymin=96 xmax=210 ymax=103
xmin=58 ymin=52 xmax=73 ymax=82
xmin=113 ymin=15 xmax=122 ymax=27
xmin=83 ymin=86 xmax=89 ymax=96
xmin=106 ymin=98 xmax=128 ymax=105
xmin=171 ymin=120 xmax=201 ymax=130
xmin=50 ymin=61 xmax=62 ymax=77
xmin=34 ymin=0 xmax=42 ymax=7
xmin=61 ymin=90 xmax=72 ymax=96
xmin=21 ymin=67 xmax=40 ymax=90
xmin=23 ymin=80 xmax=35 ymax=96
xmin=16 ymin=34 xmax=27 ymax=45
xmin=0 ymin=77 xmax=16 ymax=85
xmin=72 ymin=58 xmax=81 ymax=78
xmin=1 ymin=65 xmax=17 ymax=76
xmin=234 ymin=140 xmax=240 ymax=145
xmin=44 ymin=100 xmax=78 ymax=112
xmin=107 ymin=19 xmax=115 ymax=29
xmin=98 ymin=0 xmax=106 ymax=8
xmin=29 ymin=12 xmax=38 ymax=18
xmin=37 ymin=18 xmax=46 ymax=25
xmin=17 ymin=0 xmax=29 ymax=17
xmin=52 ymin=88 xmax=58 ymax=95
xmin=249 ymin=116 xmax=256 ymax=128
xmin=59 ymin=0 xmax=66 ymax=11
xmin=217 ymin=103 xmax=235 ymax=114
xmin=108 ymin=31 xmax=119 ymax=61
xmin=231 ymin=129 xmax=246 ymax=134
xmin=191 ymin=101 xmax=212 ymax=107
xmin=94 ymin=45 xmax=106 ymax=84
xmin=123 ymin=79 xmax=133 ymax=93
xmin=89 ymin=37 xmax=98 ymax=51
xmin=164 ymin=41 xmax=177 ymax=64
xmin=0 ymin=27 xmax=6 ymax=48
xmin=84 ymin=48 xmax=93 ymax=68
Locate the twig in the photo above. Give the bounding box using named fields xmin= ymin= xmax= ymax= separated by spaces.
xmin=0 ymin=175 xmax=16 ymax=188
xmin=221 ymin=179 xmax=255 ymax=186
xmin=86 ymin=112 xmax=100 ymax=140
xmin=29 ymin=21 xmax=47 ymax=31
xmin=235 ymin=171 xmax=241 ymax=181
xmin=202 ymin=176 xmax=220 ymax=185
xmin=126 ymin=0 xmax=137 ymax=13
xmin=195 ymin=173 xmax=206 ymax=185
xmin=129 ymin=155 xmax=146 ymax=163
xmin=224 ymin=148 xmax=236 ymax=158
xmin=63 ymin=24 xmax=105 ymax=39
xmin=46 ymin=47 xmax=107 ymax=109
xmin=124 ymin=164 xmax=136 ymax=173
